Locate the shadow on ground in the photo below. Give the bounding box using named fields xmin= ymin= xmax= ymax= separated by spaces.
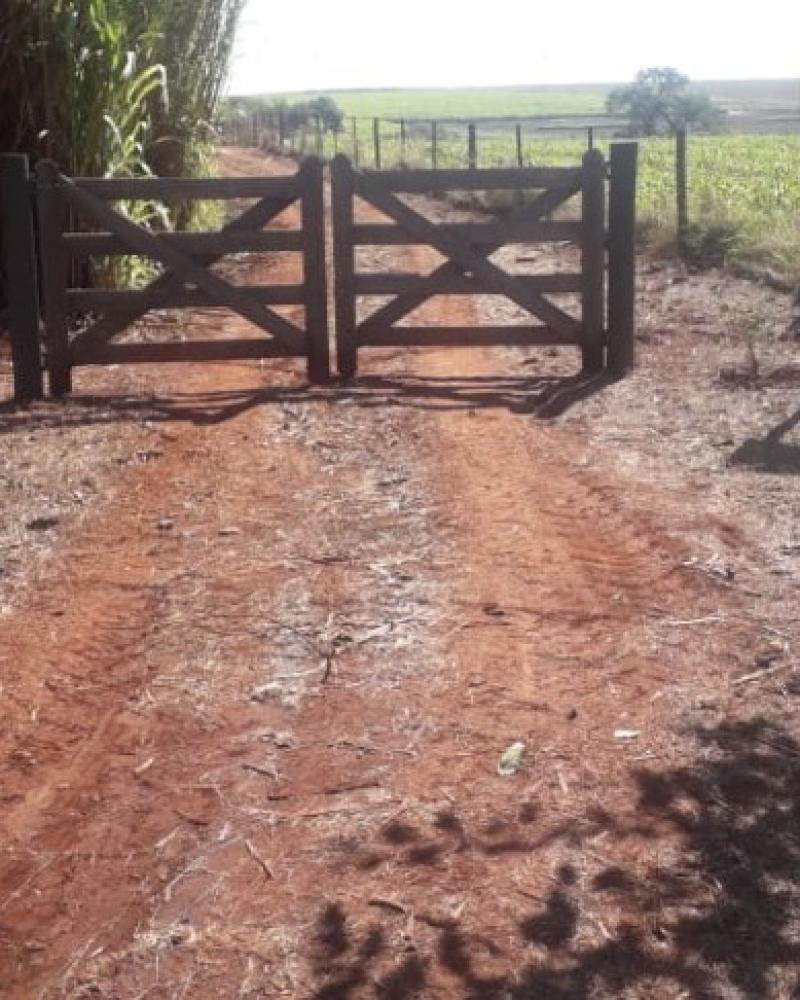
xmin=306 ymin=718 xmax=800 ymax=999
xmin=0 ymin=370 xmax=615 ymax=432
xmin=728 ymin=408 xmax=800 ymax=475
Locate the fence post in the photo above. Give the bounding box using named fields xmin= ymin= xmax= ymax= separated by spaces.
xmin=278 ymin=108 xmax=286 ymax=147
xmin=675 ymin=127 xmax=688 ymax=254
xmin=0 ymin=154 xmax=44 ymax=402
xmin=373 ymin=117 xmax=381 ymax=170
xmin=431 ymin=120 xmax=438 ymax=170
xmin=468 ymin=123 xmax=477 ymax=169
xmin=300 ymin=157 xmax=330 ymax=383
xmin=515 ymin=124 xmax=523 ymax=168
xmin=400 ymin=118 xmax=407 ymax=163
xmin=580 ymin=148 xmax=606 ymax=373
xmin=314 ymin=115 xmax=323 ymax=157
xmin=332 ymin=155 xmax=357 ymax=378
xmin=35 ymin=159 xmax=71 ymax=396
xmin=351 ymin=117 xmax=359 ymax=167
xmin=607 ymin=141 xmax=638 ymax=375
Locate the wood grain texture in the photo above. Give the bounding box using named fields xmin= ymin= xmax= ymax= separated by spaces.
xmin=1 ymin=154 xmax=43 ymax=400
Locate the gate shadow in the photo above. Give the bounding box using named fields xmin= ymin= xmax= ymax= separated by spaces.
xmin=0 ymin=370 xmax=615 ymax=433
xmin=728 ymin=407 xmax=800 ymax=475
xmin=304 ymin=717 xmax=800 ymax=999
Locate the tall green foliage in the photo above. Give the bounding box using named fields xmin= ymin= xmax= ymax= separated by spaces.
xmin=0 ymin=0 xmax=244 ymax=180
xmin=0 ymin=0 xmax=243 ymax=292
xmin=146 ymin=0 xmax=245 ymax=179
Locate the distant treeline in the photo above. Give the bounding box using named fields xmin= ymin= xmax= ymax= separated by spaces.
xmin=224 ymin=95 xmax=345 ymax=136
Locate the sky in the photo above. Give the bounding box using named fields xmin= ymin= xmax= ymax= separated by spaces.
xmin=229 ymin=0 xmax=799 ymax=95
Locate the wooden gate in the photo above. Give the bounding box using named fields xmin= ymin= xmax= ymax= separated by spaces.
xmin=331 ymin=145 xmax=637 ymax=378
xmin=2 ymin=145 xmax=637 ymax=403
xmin=33 ymin=156 xmax=328 ymax=395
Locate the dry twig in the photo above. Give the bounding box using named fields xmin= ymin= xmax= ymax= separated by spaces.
xmin=732 ymin=661 xmax=795 ymax=686
xmin=244 ymin=839 xmax=274 ymax=880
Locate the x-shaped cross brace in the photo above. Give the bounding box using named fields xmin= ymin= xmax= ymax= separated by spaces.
xmin=64 ymin=178 xmax=304 ymax=354
xmin=356 ymin=174 xmax=582 ymax=339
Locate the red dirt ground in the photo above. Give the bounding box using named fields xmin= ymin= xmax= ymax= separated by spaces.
xmin=1 ymin=148 xmax=798 ymax=999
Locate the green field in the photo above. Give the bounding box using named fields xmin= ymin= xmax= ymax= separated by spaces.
xmin=272 ymin=85 xmax=608 ymax=119
xmin=283 ymin=124 xmax=799 ymax=278
xmin=237 ymin=81 xmax=800 ymax=278
xmin=237 ymin=79 xmax=800 ymax=120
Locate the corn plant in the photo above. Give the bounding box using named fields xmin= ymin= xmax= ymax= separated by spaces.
xmin=0 ymin=0 xmax=243 ymax=184
xmin=0 ymin=0 xmax=245 ymax=292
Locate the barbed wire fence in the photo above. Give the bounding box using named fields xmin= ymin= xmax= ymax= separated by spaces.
xmin=221 ymin=109 xmax=800 ymax=272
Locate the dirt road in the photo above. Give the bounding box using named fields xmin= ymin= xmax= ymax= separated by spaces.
xmin=1 ymin=148 xmax=798 ymax=999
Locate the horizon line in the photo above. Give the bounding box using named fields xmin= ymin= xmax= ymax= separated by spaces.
xmin=227 ymin=76 xmax=800 ymax=98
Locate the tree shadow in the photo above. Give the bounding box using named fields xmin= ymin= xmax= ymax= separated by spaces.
xmin=728 ymin=407 xmax=800 ymax=474
xmin=519 ymin=865 xmax=579 ymax=950
xmin=309 ymin=900 xmax=428 ymax=1000
xmin=306 ymin=717 xmax=800 ymax=998
xmin=510 ymin=718 xmax=800 ymax=998
xmin=0 ymin=369 xmax=614 ymax=434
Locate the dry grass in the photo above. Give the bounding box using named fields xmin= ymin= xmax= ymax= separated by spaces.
xmin=0 ymin=366 xmax=164 ymax=611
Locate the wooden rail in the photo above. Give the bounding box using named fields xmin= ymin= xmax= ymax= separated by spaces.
xmin=65 ymin=285 xmax=307 ymax=310
xmin=69 ymin=192 xmax=298 ymax=355
xmin=331 ymin=151 xmax=615 ymax=377
xmin=363 ymin=166 xmax=582 ymax=193
xmin=69 ymin=175 xmax=299 ymax=200
xmin=351 ymin=221 xmax=582 ymax=245
xmin=1 ymin=145 xmax=637 ymax=401
xmin=63 ymin=230 xmax=305 ymax=255
xmin=34 ymin=157 xmax=329 ymax=392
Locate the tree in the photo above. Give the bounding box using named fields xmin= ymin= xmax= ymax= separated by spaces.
xmin=607 ymin=68 xmax=726 ymax=136
xmin=308 ymin=96 xmax=343 ymax=134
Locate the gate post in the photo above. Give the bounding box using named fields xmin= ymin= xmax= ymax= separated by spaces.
xmin=675 ymin=128 xmax=688 ymax=256
xmin=373 ymin=118 xmax=381 ymax=170
xmin=35 ymin=160 xmax=72 ymax=396
xmin=332 ymin=155 xmax=357 ymax=378
xmin=580 ymin=147 xmax=606 ymax=373
xmin=607 ymin=142 xmax=638 ymax=375
xmin=300 ymin=156 xmax=330 ymax=383
xmin=467 ymin=123 xmax=477 ymax=169
xmin=1 ymin=154 xmax=44 ymax=402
